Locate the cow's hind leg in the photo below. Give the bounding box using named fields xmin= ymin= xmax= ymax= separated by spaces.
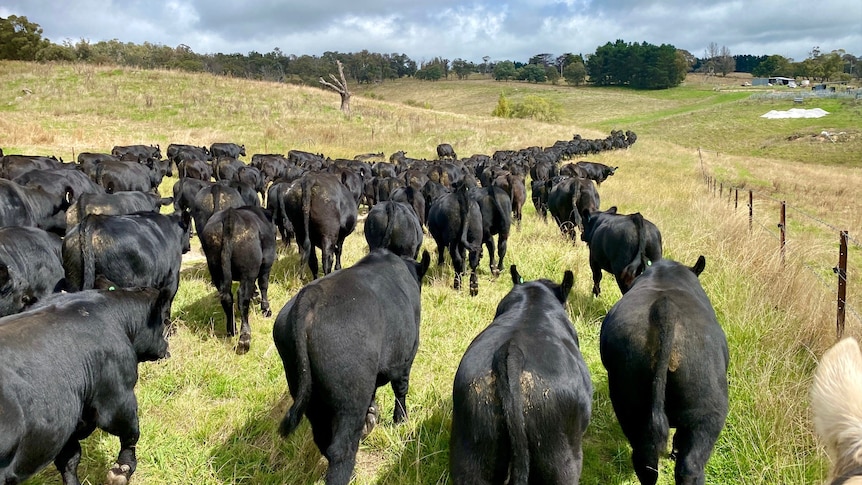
xmin=235 ymin=278 xmax=255 ymax=355
xmin=468 ymin=248 xmax=480 ymax=297
xmin=391 ymin=375 xmax=410 ymax=423
xmin=496 ymin=233 xmax=508 ymax=278
xmin=54 ymin=438 xmax=83 ymax=485
xmin=672 ymin=424 xmax=720 ymax=485
xmin=484 ymin=236 xmax=497 ymax=277
xmin=590 ymin=259 xmax=603 ymax=297
xmin=323 ymin=411 xmax=365 ymax=485
xmin=321 ymin=238 xmax=336 ymax=275
xmin=99 ymin=392 xmax=141 ymax=485
xmin=219 ymin=281 xmax=236 ymax=337
xmin=308 ymin=247 xmax=320 ymax=279
xmin=451 ymin=243 xmax=465 ymax=290
xmin=257 ymin=263 xmax=273 ymax=318
xmin=362 ymin=395 xmax=380 ymax=438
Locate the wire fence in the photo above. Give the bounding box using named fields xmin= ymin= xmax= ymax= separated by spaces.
xmin=698 ymin=148 xmax=860 ymax=339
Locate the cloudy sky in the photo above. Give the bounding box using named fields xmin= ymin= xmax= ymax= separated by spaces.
xmin=2 ymin=1 xmax=860 ymax=64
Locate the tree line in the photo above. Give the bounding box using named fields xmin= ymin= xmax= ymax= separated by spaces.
xmin=1 ymin=15 xmax=858 ymax=90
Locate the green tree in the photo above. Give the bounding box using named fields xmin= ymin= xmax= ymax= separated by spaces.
xmin=512 ymin=95 xmax=561 ymax=121
xmin=493 ymin=60 xmax=517 ymax=81
xmin=415 ymin=64 xmax=443 ymax=81
xmin=491 ymin=92 xmax=512 ymax=118
xmin=563 ymin=61 xmax=587 ymax=85
xmin=518 ymin=64 xmax=547 ymax=83
xmin=752 ymin=55 xmax=792 ymax=77
xmin=0 ymin=15 xmax=50 ymax=60
xmin=451 ymin=58 xmax=474 ymax=80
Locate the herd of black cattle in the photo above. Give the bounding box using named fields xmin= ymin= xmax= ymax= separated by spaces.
xmin=0 ymin=128 xmax=731 ymax=485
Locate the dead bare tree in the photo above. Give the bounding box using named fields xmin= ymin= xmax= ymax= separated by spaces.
xmin=319 ymin=60 xmax=351 ymax=114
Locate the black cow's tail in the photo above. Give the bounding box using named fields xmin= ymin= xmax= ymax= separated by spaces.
xmin=456 ymin=185 xmax=471 ymax=248
xmin=381 ymin=201 xmax=396 ymax=250
xmin=646 ymin=296 xmax=675 ymax=463
xmin=80 ymin=216 xmax=96 ymax=290
xmin=280 ymin=310 xmax=314 ymax=437
xmin=300 ymin=177 xmax=313 ymax=269
xmin=621 ymin=212 xmax=649 ymax=291
xmin=488 ymin=186 xmax=507 ymax=229
xmin=220 ymin=208 xmax=234 ymax=292
xmin=493 ymin=340 xmax=529 ymax=485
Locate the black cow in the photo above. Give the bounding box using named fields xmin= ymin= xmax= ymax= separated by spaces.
xmin=251 ymin=153 xmax=290 ymax=184
xmin=177 ymin=157 xmax=213 ymax=181
xmin=266 ymin=179 xmax=298 ymax=250
xmin=14 ymin=168 xmax=103 ymax=203
xmin=0 ymin=226 xmax=63 ymax=317
xmin=493 ymin=173 xmax=526 ymax=229
xmin=0 ymin=286 xmax=172 ymax=485
xmin=111 ymin=144 xmax=161 ymax=160
xmin=77 ymin=152 xmax=121 ymax=177
xmin=450 ymin=265 xmax=591 ymax=484
xmin=0 ymin=154 xmax=64 ymax=180
xmin=389 ymin=184 xmax=426 ymax=228
xmin=0 ymin=179 xmax=73 ymax=233
xmin=213 ymin=156 xmax=245 ymax=182
xmin=189 ymin=182 xmax=246 ymax=238
xmin=287 ymin=149 xmax=326 ymax=169
xmin=62 ymin=211 xmax=191 ymax=307
xmin=283 ymin=172 xmax=358 ymax=279
xmin=600 ymin=256 xmax=728 ymax=485
xmin=428 ymin=181 xmax=483 ymax=295
xmin=437 ymin=143 xmax=457 ymax=160
xmin=210 ymin=142 xmax=246 ymax=159
xmin=581 ymin=207 xmax=663 ymax=297
xmin=94 ymin=159 xmax=162 ymax=193
xmin=810 ymin=337 xmax=862 ymax=485
xmin=200 ymin=206 xmax=275 ymax=355
xmin=575 ymin=161 xmax=617 ymax=186
xmin=469 ymin=185 xmax=511 ymax=278
xmin=364 ymin=201 xmax=424 ymax=259
xmin=66 ymin=190 xmax=172 ymax=227
xmin=167 ymin=143 xmax=210 ymax=163
xmin=172 ymin=177 xmax=212 ymax=213
xmin=547 ymin=176 xmax=598 ymax=241
xmin=273 ymin=249 xmax=430 ymax=485
xmin=530 ymin=179 xmax=549 ymax=223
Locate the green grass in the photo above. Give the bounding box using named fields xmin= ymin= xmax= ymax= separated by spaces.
xmin=1 ymin=61 xmax=859 ymax=484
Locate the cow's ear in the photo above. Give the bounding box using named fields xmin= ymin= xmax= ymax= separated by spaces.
xmin=510 ymin=265 xmax=523 ymax=285
xmin=607 ymin=206 xmax=618 ymax=214
xmin=558 ymin=270 xmax=575 ymax=303
xmin=691 ymin=255 xmax=706 ymax=276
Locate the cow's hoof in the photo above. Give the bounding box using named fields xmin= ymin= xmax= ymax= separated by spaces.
xmin=261 ymin=307 xmax=272 ymax=318
xmin=453 ymin=276 xmax=461 ymax=290
xmin=470 ymin=286 xmax=479 ymax=297
xmin=106 ymin=463 xmax=132 ymax=485
xmin=362 ymin=405 xmax=380 ymax=438
xmin=236 ymin=334 xmax=251 ymax=355
xmin=491 ymin=266 xmax=501 ymax=278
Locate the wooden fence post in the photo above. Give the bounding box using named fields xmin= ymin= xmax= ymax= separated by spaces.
xmin=734 ymin=189 xmax=739 ymax=210
xmin=779 ymin=201 xmax=786 ymax=266
xmin=836 ymin=231 xmax=848 ymax=338
xmin=748 ymin=190 xmax=753 ymax=232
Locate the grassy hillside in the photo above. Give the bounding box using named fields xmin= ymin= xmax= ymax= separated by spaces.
xmin=1 ymin=61 xmax=861 ymax=484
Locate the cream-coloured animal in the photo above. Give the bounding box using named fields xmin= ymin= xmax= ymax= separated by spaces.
xmin=811 ymin=337 xmax=862 ymax=484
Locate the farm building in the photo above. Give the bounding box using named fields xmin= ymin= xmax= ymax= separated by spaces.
xmin=752 ymin=76 xmax=797 ymax=87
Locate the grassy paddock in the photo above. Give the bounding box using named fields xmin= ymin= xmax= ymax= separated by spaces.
xmin=1 ymin=61 xmax=860 ymax=484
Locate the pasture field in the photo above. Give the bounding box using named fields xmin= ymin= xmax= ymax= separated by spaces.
xmin=1 ymin=60 xmax=861 ymax=484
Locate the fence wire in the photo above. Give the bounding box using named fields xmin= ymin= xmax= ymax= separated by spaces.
xmin=699 ymin=148 xmax=861 ymax=330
